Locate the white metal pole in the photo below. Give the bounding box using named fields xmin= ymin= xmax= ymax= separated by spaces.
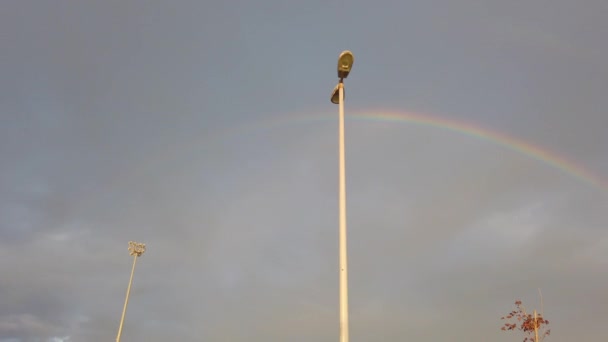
xmin=338 ymin=81 xmax=349 ymax=342
xmin=116 ymin=254 xmax=137 ymax=342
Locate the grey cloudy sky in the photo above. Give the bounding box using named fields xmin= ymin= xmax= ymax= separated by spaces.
xmin=1 ymin=1 xmax=607 ymax=341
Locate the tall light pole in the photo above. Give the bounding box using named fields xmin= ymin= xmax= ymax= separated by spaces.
xmin=331 ymin=50 xmax=354 ymax=342
xmin=116 ymin=241 xmax=146 ymax=342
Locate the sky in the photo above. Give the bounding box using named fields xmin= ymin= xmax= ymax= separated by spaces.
xmin=1 ymin=0 xmax=607 ymax=341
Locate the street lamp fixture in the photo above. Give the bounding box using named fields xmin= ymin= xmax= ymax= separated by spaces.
xmin=331 ymin=84 xmax=344 ymax=105
xmin=337 ymin=50 xmax=354 ymax=79
xmin=331 ymin=51 xmax=354 ymax=104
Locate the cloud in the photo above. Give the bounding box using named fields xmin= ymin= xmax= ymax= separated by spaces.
xmin=0 ymin=314 xmax=64 ymax=340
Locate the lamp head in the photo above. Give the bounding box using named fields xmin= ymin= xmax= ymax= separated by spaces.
xmin=330 ymin=84 xmax=344 ymax=104
xmin=337 ymin=50 xmax=354 ymax=79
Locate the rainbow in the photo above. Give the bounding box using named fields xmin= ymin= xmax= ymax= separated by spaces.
xmin=343 ymin=109 xmax=608 ymax=192
xmin=105 ymin=108 xmax=608 ymax=194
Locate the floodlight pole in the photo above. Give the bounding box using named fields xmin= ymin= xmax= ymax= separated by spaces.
xmin=116 ymin=241 xmax=146 ymax=342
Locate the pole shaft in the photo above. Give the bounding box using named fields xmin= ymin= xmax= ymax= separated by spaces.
xmin=338 ymin=82 xmax=349 ymax=342
xmin=116 ymin=255 xmax=138 ymax=342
